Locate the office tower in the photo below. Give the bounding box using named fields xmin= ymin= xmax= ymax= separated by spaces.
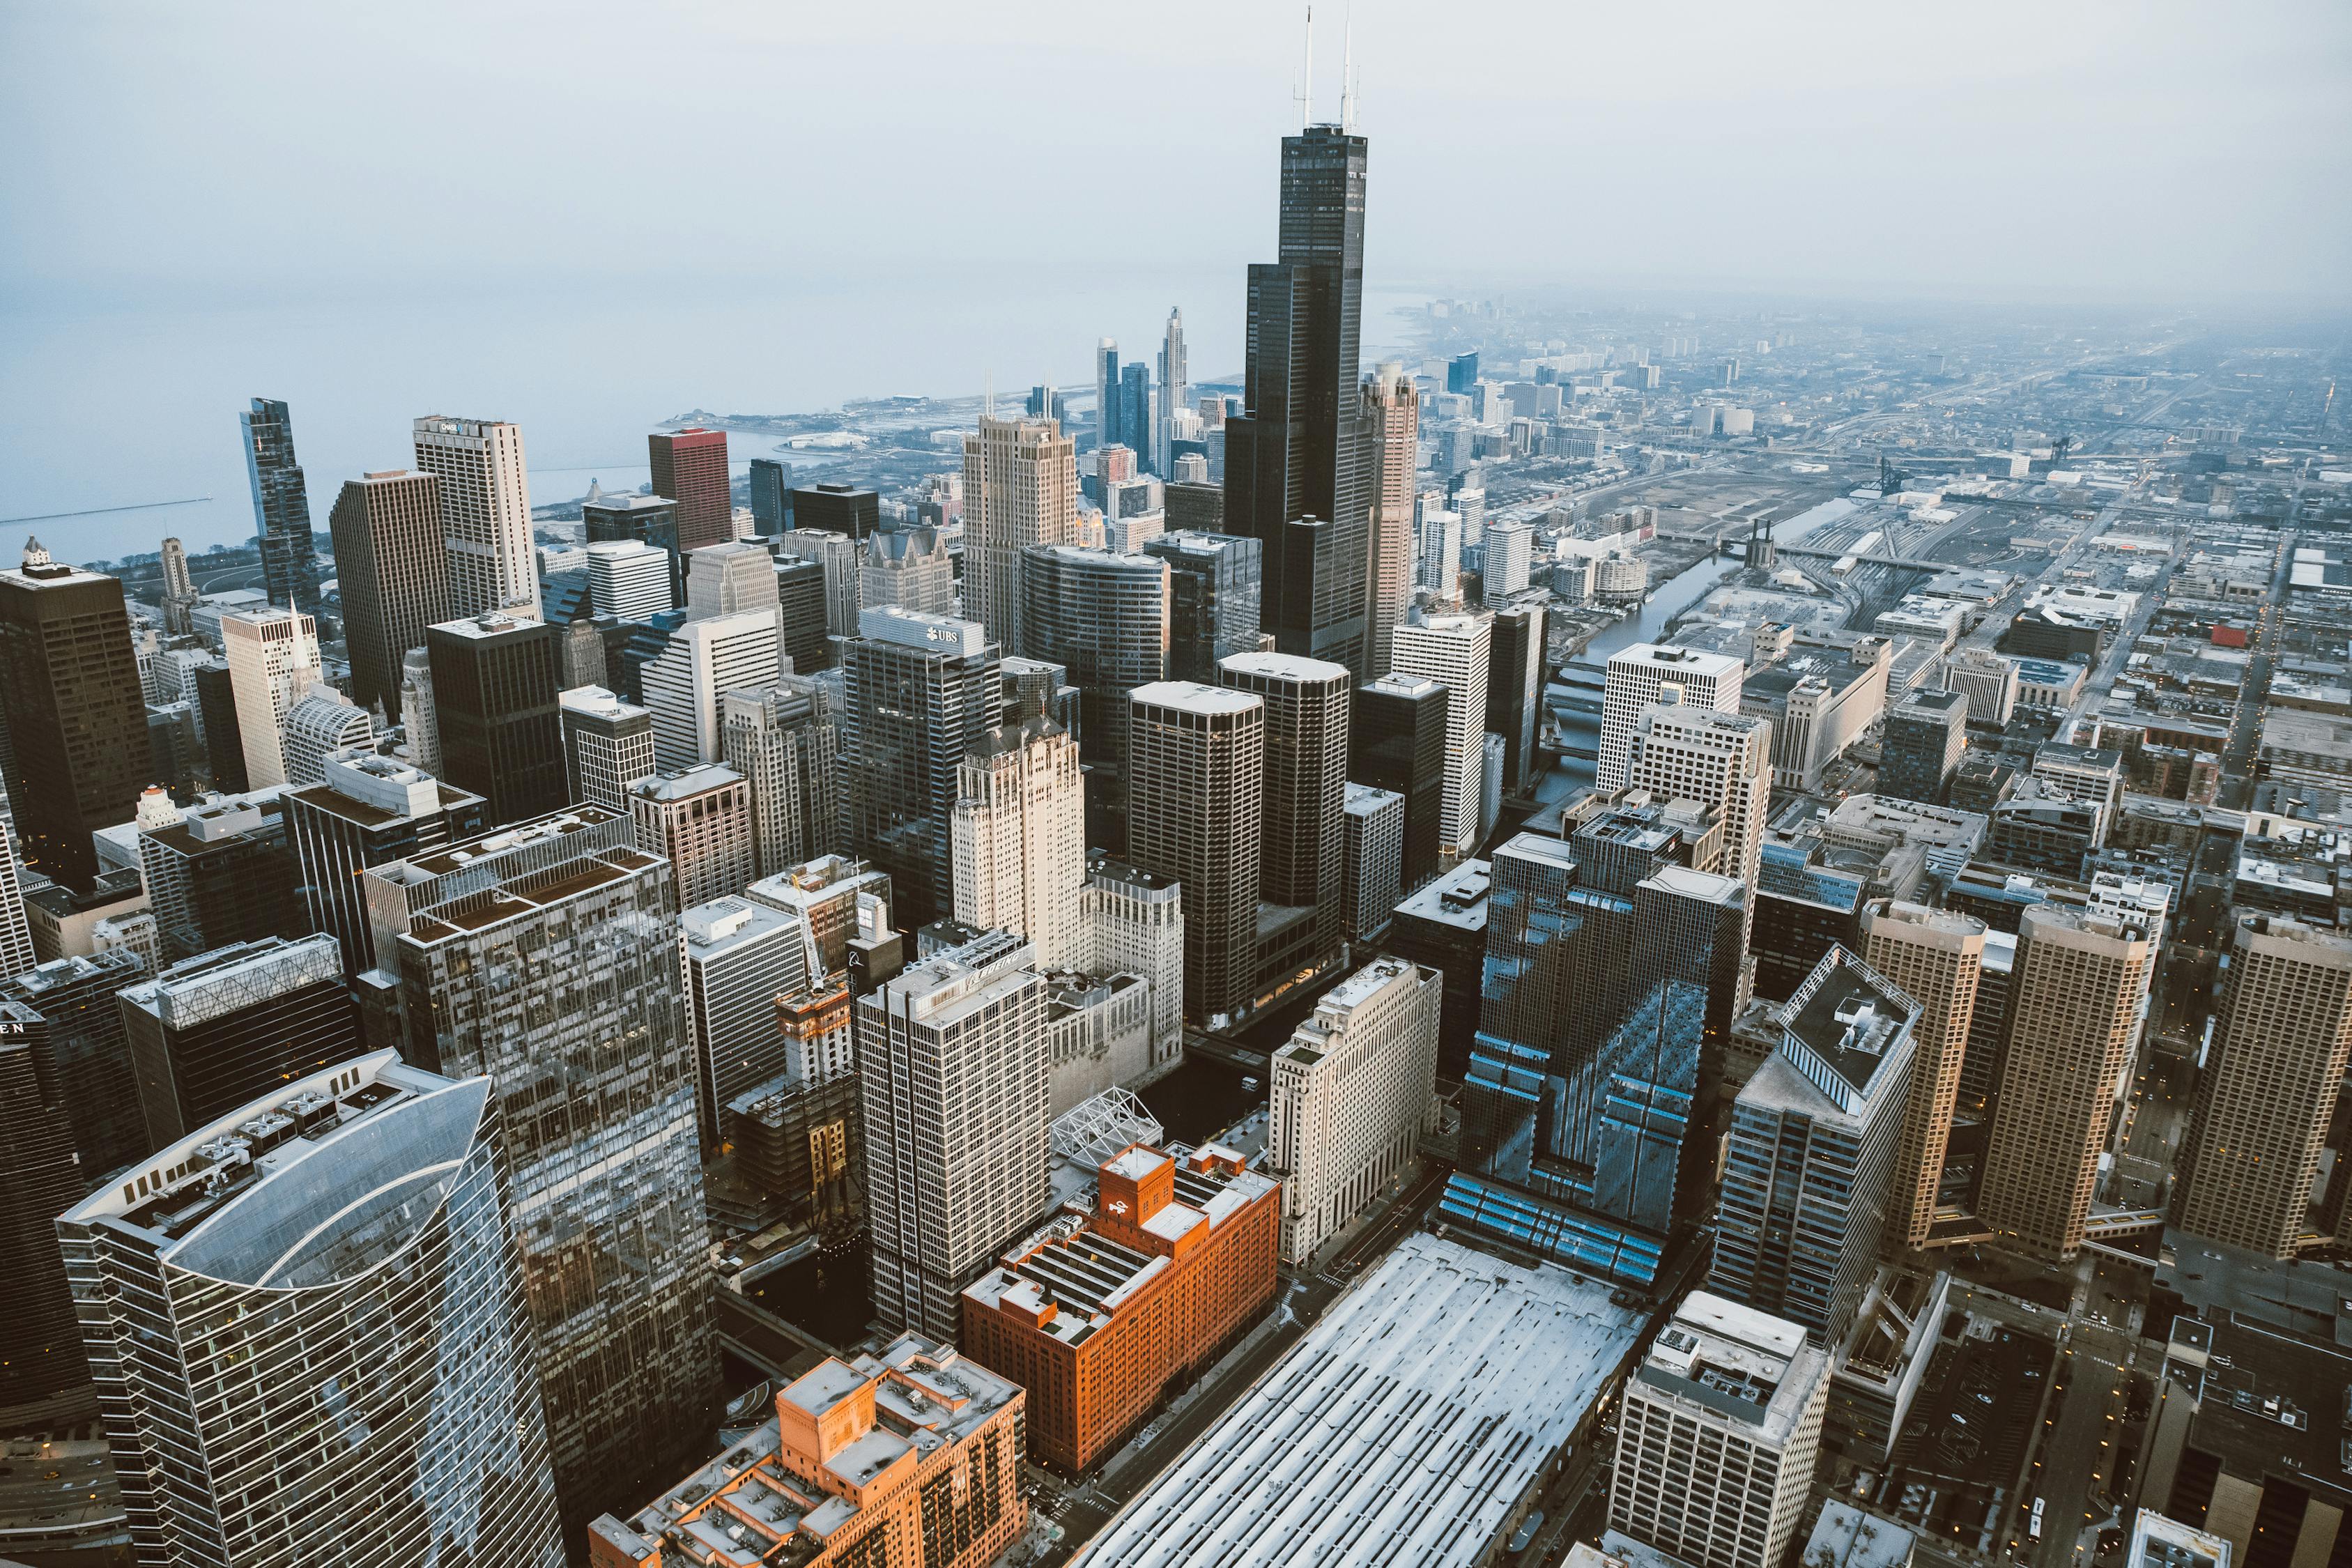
xmin=1079 ymin=857 xmax=1186 ymax=1072
xmin=1712 ymin=947 xmax=1917 ymax=1345
xmin=584 ymin=491 xmax=684 ymax=608
xmin=1974 ymin=904 xmax=2153 ymax=1260
xmin=679 ymin=895 xmax=806 ymax=1146
xmin=640 ymin=607 xmax=781 ymax=768
xmin=218 ymin=601 xmax=323 ymax=788
xmin=1117 ymin=362 xmax=1153 ymax=473
xmin=371 ymin=808 xmax=715 ymax=1528
xmin=0 ymin=997 xmax=83 ymax=1406
xmin=1096 ymin=337 xmax=1121 ymax=445
xmin=1946 ymin=647 xmax=2020 ymax=727
xmin=628 ymin=764 xmax=755 ymax=907
xmin=327 ymin=468 xmax=447 ymax=716
xmin=58 ymin=1051 xmax=567 ymax=1568
xmin=1342 ymin=783 xmax=1404 ymax=943
xmin=137 ymin=791 xmax=303 ymax=962
xmin=1610 ymin=1293 xmax=1830 ymax=1568
xmin=1880 ymin=689 xmax=1968 ymax=804
xmin=1362 ymin=362 xmax=1420 ymax=676
xmin=647 ymin=426 xmax=732 ymax=551
xmin=279 ymin=685 xmax=372 ymax=785
xmin=1486 ymin=603 xmax=1545 ymax=797
xmin=951 ymin=715 xmax=1084 ymax=967
xmin=1351 ymin=672 xmax=1449 ymax=890
xmin=586 ymin=539 xmax=674 ymax=619
xmin=1266 ymin=955 xmax=1440 ymax=1263
xmin=1096 ymin=443 xmax=1139 ymax=490
xmin=559 ymin=683 xmax=658 ymax=809
xmin=159 ymin=535 xmax=199 ymax=633
xmin=845 ymin=608 xmax=1001 ymax=930
xmin=413 ymin=415 xmax=539 ymax=620
xmin=961 ymin=415 xmax=1077 ymax=654
xmin=1127 ymin=681 xmax=1262 ymax=1025
xmin=744 ymin=853 xmax=894 ymax=978
xmin=2 ymin=949 xmax=150 ymax=1181
xmin=238 ymin=396 xmax=322 ymax=613
xmin=1859 ymin=901 xmax=1985 ymax=1252
xmin=1144 ymin=530 xmax=1263 ymax=682
xmin=963 ymin=1143 xmax=1277 ymax=1473
xmin=1165 ymin=477 xmax=1224 ymax=534
xmin=1389 ymin=613 xmax=1491 ymax=861
xmin=721 ymin=681 xmax=843 ymax=873
xmin=287 ymin=751 xmax=486 ymax=974
xmin=773 ymin=525 xmax=863 ymax=638
xmin=0 ymin=544 xmax=150 ymax=889
xmin=1484 ymin=521 xmax=1536 ymax=599
xmin=1157 ymin=307 xmax=1189 ymax=474
xmin=2175 ymin=916 xmax=2352 ymax=1258
xmin=593 ymin=1337 xmax=1027 ymax=1568
xmin=686 ymin=539 xmax=780 ymax=620
xmin=0 ymin=815 xmax=31 ymax=978
xmin=748 ymin=456 xmax=787 ymax=535
xmin=1447 ymin=351 xmax=1480 ymax=394
xmin=427 ymin=612 xmax=568 ymax=823
xmin=861 ymin=525 xmax=955 ymax=616
xmin=1022 ymin=543 xmax=1169 ymax=814
xmin=1224 ymin=123 xmax=1371 ymax=673
xmin=118 ymin=934 xmax=362 ymax=1147
xmin=2029 ymin=741 xmax=2126 ymax=846
xmin=1628 ymin=702 xmax=1774 ymax=886
xmin=859 ymin=931 xmax=1047 ymax=1340
xmin=787 ymin=481 xmax=882 ymax=540
xmin=1600 ymin=643 xmax=1744 ymax=794
xmin=773 ymin=554 xmax=831 ymax=671
xmin=1220 ymin=652 xmax=1350 ymax=949
xmin=397 ymin=645 xmax=438 ymax=775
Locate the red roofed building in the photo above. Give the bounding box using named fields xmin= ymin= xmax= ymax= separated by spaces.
xmin=960 ymin=1143 xmax=1280 ymax=1471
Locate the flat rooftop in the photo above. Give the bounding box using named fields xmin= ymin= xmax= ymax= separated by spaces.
xmin=1073 ymin=1232 xmax=1641 ymax=1568
xmin=1394 ymin=858 xmax=1493 ymax=933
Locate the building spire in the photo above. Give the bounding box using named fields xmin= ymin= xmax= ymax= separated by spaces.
xmin=1341 ymin=8 xmax=1356 ymax=130
xmin=1297 ymin=4 xmax=1314 ymax=129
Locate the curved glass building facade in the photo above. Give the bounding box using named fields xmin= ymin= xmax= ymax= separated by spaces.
xmin=57 ymin=1050 xmax=564 ymax=1568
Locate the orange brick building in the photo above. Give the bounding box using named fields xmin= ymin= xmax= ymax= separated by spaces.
xmin=587 ymin=1332 xmax=1025 ymax=1568
xmin=960 ymin=1142 xmax=1281 ymax=1472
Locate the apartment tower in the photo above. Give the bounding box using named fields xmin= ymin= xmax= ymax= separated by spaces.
xmin=1859 ymin=900 xmax=1987 ymax=1252
xmin=413 ymin=415 xmax=540 ymax=620
xmin=327 ymin=468 xmax=447 ymax=716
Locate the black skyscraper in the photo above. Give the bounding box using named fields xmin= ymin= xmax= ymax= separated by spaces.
xmin=748 ymin=458 xmax=789 ymax=536
xmin=1224 ymin=124 xmax=1371 ymax=675
xmin=1352 ymin=672 xmax=1447 ymax=891
xmin=1485 ymin=604 xmax=1546 ymax=797
xmin=240 ymin=397 xmax=323 ymax=613
xmin=426 ymin=614 xmax=569 ymax=826
xmin=789 ymin=482 xmax=882 ymax=540
xmin=0 ymin=541 xmax=150 ymax=890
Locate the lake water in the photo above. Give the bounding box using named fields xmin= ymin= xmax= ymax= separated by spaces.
xmin=0 ymin=279 xmax=1431 ymax=568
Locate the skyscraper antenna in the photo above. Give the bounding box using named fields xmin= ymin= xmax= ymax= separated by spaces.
xmin=1341 ymin=9 xmax=1355 ymax=130
xmin=1298 ymin=4 xmax=1314 ymax=129
xmin=985 ymin=370 xmax=994 ymax=420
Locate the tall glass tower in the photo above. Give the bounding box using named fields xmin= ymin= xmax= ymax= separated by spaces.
xmin=1223 ymin=124 xmax=1371 ymax=675
xmin=56 ymin=1050 xmax=566 ymax=1567
xmin=240 ymin=397 xmax=322 ymax=613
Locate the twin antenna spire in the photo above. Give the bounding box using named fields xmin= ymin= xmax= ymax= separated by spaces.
xmin=1296 ymin=5 xmax=1359 ymax=132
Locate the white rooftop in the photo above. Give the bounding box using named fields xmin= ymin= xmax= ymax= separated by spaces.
xmin=1609 ymin=641 xmax=1743 ymax=678
xmin=1218 ymin=651 xmax=1352 ymax=684
xmin=1129 ymin=679 xmax=1260 ymax=716
xmin=1073 ymin=1232 xmax=1641 ymax=1568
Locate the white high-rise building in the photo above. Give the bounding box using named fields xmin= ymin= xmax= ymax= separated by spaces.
xmin=1079 ymin=858 xmax=1186 ymax=1073
xmin=558 ymin=685 xmax=657 ymax=810
xmin=686 ymin=540 xmax=781 ymax=622
xmin=1627 ymin=701 xmax=1774 ymax=886
xmin=413 ymin=415 xmax=539 ymax=620
xmin=1484 ymin=520 xmax=1535 ymax=596
xmin=1601 ymin=643 xmax=1744 ymax=794
xmin=950 ymin=716 xmax=1084 ymax=968
xmin=961 ymin=415 xmax=1076 ymax=654
xmin=679 ymin=896 xmax=807 ymax=1146
xmin=1156 ymin=307 xmax=1188 ymax=476
xmin=585 ymin=539 xmax=672 ymax=620
xmin=280 ymin=684 xmax=374 ymax=787
xmin=1609 ymin=1292 xmax=1829 ymax=1568
xmin=1389 ymin=613 xmax=1492 ymax=861
xmin=640 ymin=609 xmax=781 ymax=769
xmin=1265 ymin=955 xmax=1442 ymax=1264
xmin=1416 ymin=495 xmax=1463 ymax=599
xmin=220 ymin=603 xmax=323 ymax=789
xmin=0 ymin=815 xmax=35 ymax=978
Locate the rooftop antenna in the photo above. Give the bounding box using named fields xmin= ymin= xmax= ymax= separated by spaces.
xmin=1341 ymin=8 xmax=1356 ymax=131
xmin=984 ymin=370 xmax=994 ymax=420
xmin=1296 ymin=4 xmax=1314 ymax=129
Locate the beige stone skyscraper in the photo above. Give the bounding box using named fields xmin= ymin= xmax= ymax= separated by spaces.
xmin=1361 ymin=362 xmax=1419 ymax=677
xmin=1628 ymin=701 xmax=1774 ymax=886
xmin=961 ymin=414 xmax=1075 ymax=655
xmin=1860 ymin=900 xmax=1987 ymax=1251
xmin=1976 ymin=904 xmax=2154 ymax=1260
xmin=2177 ymin=915 xmax=2352 ymax=1258
xmin=951 ymin=715 xmax=1086 ymax=968
xmin=413 ymin=415 xmax=540 ymax=620
xmin=220 ymin=602 xmax=324 ymax=789
xmin=1388 ymin=613 xmax=1491 ymax=863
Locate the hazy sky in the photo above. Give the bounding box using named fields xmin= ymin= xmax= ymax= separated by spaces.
xmin=7 ymin=1 xmax=2349 ymax=306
